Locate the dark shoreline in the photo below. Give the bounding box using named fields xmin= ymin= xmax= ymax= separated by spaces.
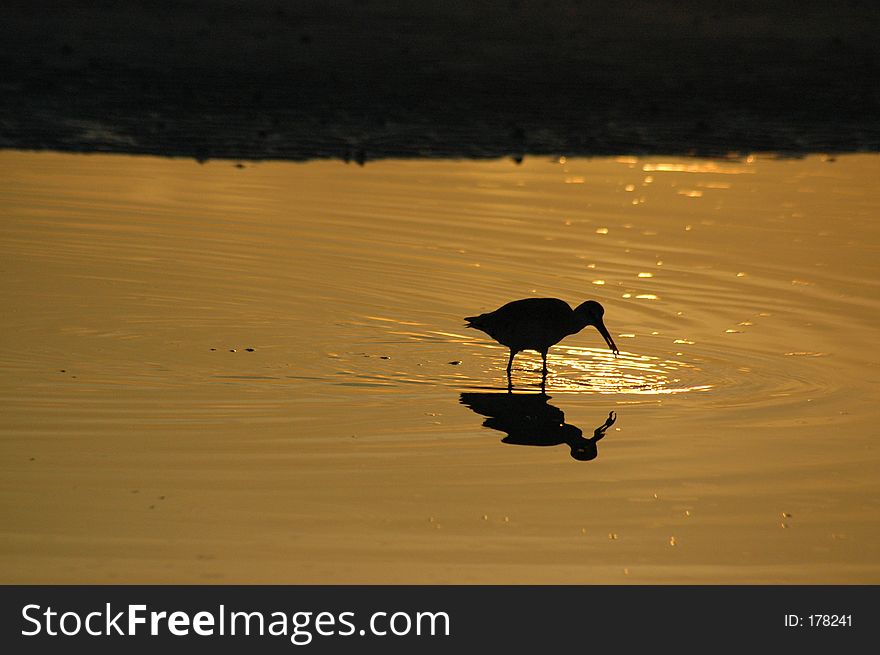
xmin=2 ymin=1 xmax=879 ymax=162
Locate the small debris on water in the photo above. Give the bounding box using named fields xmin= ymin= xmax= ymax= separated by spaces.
xmin=380 ymin=356 xmax=391 ymax=360
xmin=229 ymin=349 xmax=236 ymax=352
xmin=781 ymin=512 xmax=792 ymax=518
xmin=448 ymin=360 xmax=462 ymax=365
xmin=245 ymin=348 xmax=255 ymax=352
xmin=669 ymin=536 xmax=677 ymax=546
xmin=608 ymin=533 xmax=618 ymax=540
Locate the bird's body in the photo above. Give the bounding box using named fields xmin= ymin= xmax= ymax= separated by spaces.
xmin=466 ymin=298 xmax=579 ymax=354
xmin=465 ymin=297 xmax=618 ymax=383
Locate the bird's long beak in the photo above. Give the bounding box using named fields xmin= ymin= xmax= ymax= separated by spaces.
xmin=595 ymin=320 xmax=619 ymax=356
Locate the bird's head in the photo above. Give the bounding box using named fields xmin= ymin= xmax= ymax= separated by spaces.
xmin=569 ymin=441 xmax=599 ymax=461
xmin=574 ymin=300 xmax=619 ymax=355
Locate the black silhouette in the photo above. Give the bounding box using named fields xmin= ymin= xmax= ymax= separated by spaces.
xmin=465 ymin=298 xmax=618 ymax=384
xmin=460 ymin=391 xmax=616 ymax=461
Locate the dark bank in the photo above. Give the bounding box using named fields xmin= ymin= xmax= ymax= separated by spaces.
xmin=2 ymin=0 xmax=879 ymax=162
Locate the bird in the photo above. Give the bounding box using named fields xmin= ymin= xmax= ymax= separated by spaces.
xmin=460 ymin=390 xmax=617 ymax=461
xmin=465 ymin=298 xmax=618 ymax=382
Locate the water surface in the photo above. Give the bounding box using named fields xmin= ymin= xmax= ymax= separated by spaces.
xmin=1 ymin=152 xmax=878 ymax=582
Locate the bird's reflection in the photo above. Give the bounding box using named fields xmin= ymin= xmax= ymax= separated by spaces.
xmin=459 ymin=391 xmax=616 ymax=461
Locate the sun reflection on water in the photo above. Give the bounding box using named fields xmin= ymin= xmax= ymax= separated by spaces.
xmin=640 ymin=162 xmax=754 ymax=174
xmin=545 ymin=346 xmax=714 ymax=395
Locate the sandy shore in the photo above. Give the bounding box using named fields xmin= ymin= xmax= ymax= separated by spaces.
xmin=2 ymin=0 xmax=879 ymax=161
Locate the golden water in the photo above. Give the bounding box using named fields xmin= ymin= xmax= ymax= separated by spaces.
xmin=1 ymin=152 xmax=878 ymax=582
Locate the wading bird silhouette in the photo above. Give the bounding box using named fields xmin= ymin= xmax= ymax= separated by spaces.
xmin=459 ymin=391 xmax=617 ymax=461
xmin=465 ymin=298 xmax=618 ymax=384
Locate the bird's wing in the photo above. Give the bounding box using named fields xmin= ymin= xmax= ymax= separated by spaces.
xmin=487 ymin=298 xmax=573 ymax=347
xmin=494 ymin=297 xmax=572 ymax=323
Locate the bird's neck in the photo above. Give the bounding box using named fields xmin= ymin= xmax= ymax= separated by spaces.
xmin=568 ymin=313 xmax=589 ymax=335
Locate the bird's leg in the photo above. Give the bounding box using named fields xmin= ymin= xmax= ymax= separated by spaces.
xmin=506 ymin=349 xmax=515 ymax=376
xmin=540 ymin=351 xmax=548 ymax=391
